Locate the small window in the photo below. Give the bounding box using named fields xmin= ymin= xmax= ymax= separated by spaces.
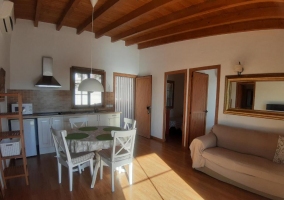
xmin=70 ymin=66 xmax=105 ymax=108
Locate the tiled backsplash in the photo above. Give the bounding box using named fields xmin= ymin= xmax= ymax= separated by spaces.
xmin=7 ymin=89 xmax=115 ymax=113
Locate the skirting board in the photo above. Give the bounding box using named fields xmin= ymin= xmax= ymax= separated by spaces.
xmin=150 ymin=136 xmax=164 ymax=143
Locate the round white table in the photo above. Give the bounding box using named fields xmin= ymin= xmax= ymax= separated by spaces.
xmin=67 ymin=126 xmax=122 ymax=153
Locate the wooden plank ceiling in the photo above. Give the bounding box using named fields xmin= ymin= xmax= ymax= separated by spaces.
xmin=13 ymin=0 xmax=284 ymax=49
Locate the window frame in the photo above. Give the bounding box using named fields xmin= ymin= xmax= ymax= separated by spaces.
xmin=70 ymin=66 xmax=106 ymax=109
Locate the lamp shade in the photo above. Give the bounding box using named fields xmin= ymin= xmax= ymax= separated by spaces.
xmin=78 ymin=78 xmax=104 ymax=92
xmin=233 ymin=62 xmax=243 ymax=75
xmin=90 ymin=0 xmax=98 ymax=7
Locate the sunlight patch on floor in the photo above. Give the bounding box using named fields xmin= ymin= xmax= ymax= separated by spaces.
xmin=151 ymin=170 xmax=204 ymax=200
xmin=128 ymin=153 xmax=204 ymax=200
xmin=122 ymin=179 xmax=163 ymax=200
xmin=136 ymin=153 xmax=172 ymax=177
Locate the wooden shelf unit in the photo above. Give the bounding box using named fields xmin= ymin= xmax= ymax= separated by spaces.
xmin=0 ymin=93 xmax=29 ymax=189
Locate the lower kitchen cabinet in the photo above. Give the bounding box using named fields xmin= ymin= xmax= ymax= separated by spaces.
xmin=108 ymin=113 xmax=120 ymax=127
xmin=37 ymin=112 xmax=120 ymax=155
xmin=37 ymin=117 xmax=64 ymax=154
xmin=87 ymin=113 xmax=120 ymax=127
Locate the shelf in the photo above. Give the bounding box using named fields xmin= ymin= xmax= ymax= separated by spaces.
xmin=0 ymin=131 xmax=21 ymax=139
xmin=1 ymin=152 xmax=23 ymax=160
xmin=0 ymin=93 xmax=29 ymax=187
xmin=0 ymin=112 xmax=21 ymax=119
xmin=4 ymin=165 xmax=27 ymax=179
xmin=0 ymin=93 xmax=21 ymax=97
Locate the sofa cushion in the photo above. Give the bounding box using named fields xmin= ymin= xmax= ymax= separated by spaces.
xmin=212 ymin=124 xmax=279 ymax=161
xmin=202 ymin=147 xmax=284 ymax=185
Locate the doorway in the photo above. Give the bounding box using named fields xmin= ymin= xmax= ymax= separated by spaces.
xmin=187 ymin=65 xmax=220 ymax=148
xmin=163 ymin=69 xmax=187 ymax=147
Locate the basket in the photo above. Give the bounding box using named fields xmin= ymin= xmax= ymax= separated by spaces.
xmin=0 ymin=138 xmax=21 ymax=157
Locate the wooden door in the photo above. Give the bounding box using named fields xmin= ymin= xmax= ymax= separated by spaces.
xmin=189 ymin=72 xmax=208 ymax=144
xmin=135 ymin=75 xmax=152 ymax=138
xmin=236 ymin=82 xmax=255 ymax=109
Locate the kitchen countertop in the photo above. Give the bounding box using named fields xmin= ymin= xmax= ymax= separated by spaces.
xmin=23 ymin=111 xmax=121 ymax=118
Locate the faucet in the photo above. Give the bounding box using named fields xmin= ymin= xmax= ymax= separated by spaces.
xmin=94 ymin=104 xmax=99 ymax=113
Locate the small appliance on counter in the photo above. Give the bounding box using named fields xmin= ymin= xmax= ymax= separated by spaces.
xmin=11 ymin=103 xmax=33 ymax=115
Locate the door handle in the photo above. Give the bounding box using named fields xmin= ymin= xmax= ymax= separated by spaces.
xmin=146 ymin=106 xmax=151 ymax=114
xmin=204 ymin=110 xmax=208 ymax=113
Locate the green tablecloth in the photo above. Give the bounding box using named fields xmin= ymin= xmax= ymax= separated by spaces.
xmin=78 ymin=126 xmax=98 ymax=131
xmin=96 ymin=134 xmax=113 ymax=141
xmin=103 ymin=127 xmax=122 ymax=132
xmin=66 ymin=133 xmax=89 ymax=140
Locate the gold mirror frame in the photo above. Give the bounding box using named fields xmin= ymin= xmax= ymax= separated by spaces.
xmin=224 ymin=73 xmax=284 ymax=120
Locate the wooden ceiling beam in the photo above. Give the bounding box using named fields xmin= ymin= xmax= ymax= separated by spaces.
xmin=34 ymin=0 xmax=42 ymax=27
xmin=112 ymin=0 xmax=284 ymax=42
xmin=126 ymin=6 xmax=284 ymax=46
xmin=95 ymin=0 xmax=173 ymax=39
xmin=77 ymin=0 xmax=119 ymax=35
xmin=56 ymin=0 xmax=81 ymax=31
xmin=138 ymin=19 xmax=284 ymax=49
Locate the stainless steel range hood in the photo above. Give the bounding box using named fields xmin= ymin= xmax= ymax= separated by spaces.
xmin=35 ymin=57 xmax=61 ymax=88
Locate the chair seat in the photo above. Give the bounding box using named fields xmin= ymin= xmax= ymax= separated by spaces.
xmin=99 ymin=147 xmax=131 ymax=162
xmin=70 ymin=152 xmax=95 ymax=165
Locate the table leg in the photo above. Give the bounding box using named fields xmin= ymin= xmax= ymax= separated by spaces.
xmin=91 ymin=152 xmax=100 ymax=188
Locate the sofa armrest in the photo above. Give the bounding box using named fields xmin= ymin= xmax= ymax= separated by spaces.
xmin=189 ymin=133 xmax=217 ymax=169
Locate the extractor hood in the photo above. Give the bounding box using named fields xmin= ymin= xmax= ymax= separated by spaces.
xmin=35 ymin=57 xmax=61 ymax=88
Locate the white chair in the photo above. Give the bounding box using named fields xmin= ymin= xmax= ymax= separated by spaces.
xmin=90 ymin=129 xmax=137 ymax=192
xmin=51 ymin=128 xmax=94 ymax=191
xmin=123 ymin=118 xmax=136 ymax=130
xmin=69 ymin=117 xmax=88 ymax=129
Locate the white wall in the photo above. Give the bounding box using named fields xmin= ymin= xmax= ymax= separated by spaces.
xmin=254 ymin=81 xmax=284 ymax=110
xmin=9 ymin=20 xmax=140 ymax=91
xmin=0 ymin=3 xmax=11 ymax=131
xmin=139 ymin=30 xmax=284 ymax=141
xmin=198 ymin=69 xmax=217 ymax=134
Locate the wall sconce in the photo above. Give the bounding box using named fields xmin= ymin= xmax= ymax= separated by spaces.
xmin=234 ymin=62 xmax=243 ymax=75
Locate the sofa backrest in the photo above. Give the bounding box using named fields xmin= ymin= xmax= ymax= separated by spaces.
xmin=212 ymin=124 xmax=279 ymax=161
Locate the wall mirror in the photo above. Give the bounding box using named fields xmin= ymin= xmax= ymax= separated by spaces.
xmin=224 ymin=73 xmax=284 ymax=120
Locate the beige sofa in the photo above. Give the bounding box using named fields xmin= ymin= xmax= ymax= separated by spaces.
xmin=190 ymin=124 xmax=284 ymax=200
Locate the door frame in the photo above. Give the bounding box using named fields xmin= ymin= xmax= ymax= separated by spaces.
xmin=186 ymin=65 xmax=221 ymax=148
xmin=163 ymin=69 xmax=187 ymax=145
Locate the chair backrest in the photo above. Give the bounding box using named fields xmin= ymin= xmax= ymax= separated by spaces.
xmin=69 ymin=117 xmax=88 ymax=129
xmin=111 ymin=129 xmax=136 ymax=162
xmin=51 ymin=128 xmax=71 ymax=162
xmin=123 ymin=118 xmax=136 ymax=130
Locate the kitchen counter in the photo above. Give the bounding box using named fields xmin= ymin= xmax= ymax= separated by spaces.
xmin=23 ymin=111 xmax=121 ymax=118
xmin=35 ymin=111 xmax=121 ymax=154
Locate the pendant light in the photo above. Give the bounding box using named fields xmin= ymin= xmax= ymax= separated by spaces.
xmin=78 ymin=0 xmax=104 ymax=92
